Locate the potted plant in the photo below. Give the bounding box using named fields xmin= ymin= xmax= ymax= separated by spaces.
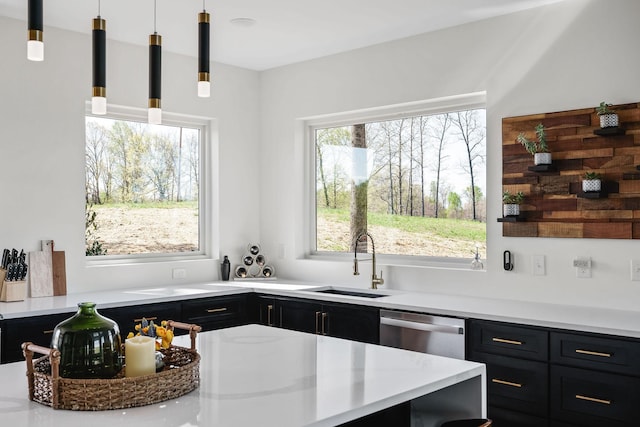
xmin=582 ymin=171 xmax=602 ymax=192
xmin=596 ymin=102 xmax=619 ymax=128
xmin=502 ymin=190 xmax=525 ymax=217
xmin=517 ymin=123 xmax=551 ymax=165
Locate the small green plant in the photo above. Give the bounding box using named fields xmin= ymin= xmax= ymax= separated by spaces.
xmin=517 ymin=123 xmax=548 ymax=155
xmin=502 ymin=191 xmax=525 ymax=205
xmin=596 ymin=102 xmax=615 ymax=116
xmin=584 ymin=171 xmax=601 ymax=180
xmin=85 ymin=202 xmax=108 ymax=256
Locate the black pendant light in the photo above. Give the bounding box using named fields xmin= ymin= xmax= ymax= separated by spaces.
xmin=198 ymin=1 xmax=211 ymax=98
xmin=27 ymin=0 xmax=44 ymax=61
xmin=148 ymin=0 xmax=162 ymax=124
xmin=92 ymin=0 xmax=107 ymax=115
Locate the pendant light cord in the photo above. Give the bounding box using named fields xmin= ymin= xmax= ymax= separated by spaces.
xmin=153 ymin=0 xmax=157 ymax=34
xmin=98 ymin=0 xmax=101 ymax=16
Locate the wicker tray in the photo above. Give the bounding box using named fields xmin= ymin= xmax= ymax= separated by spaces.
xmin=22 ymin=320 xmax=202 ymax=411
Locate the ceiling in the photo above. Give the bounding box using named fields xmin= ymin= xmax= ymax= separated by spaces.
xmin=0 ymin=0 xmax=567 ymax=70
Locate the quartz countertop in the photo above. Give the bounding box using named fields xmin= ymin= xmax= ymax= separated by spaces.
xmin=0 ymin=324 xmax=485 ymax=427
xmin=2 ymin=280 xmax=640 ymax=338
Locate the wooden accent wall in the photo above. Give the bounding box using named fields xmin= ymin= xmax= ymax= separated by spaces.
xmin=502 ymin=102 xmax=640 ymax=239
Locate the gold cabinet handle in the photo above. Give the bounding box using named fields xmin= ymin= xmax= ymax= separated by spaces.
xmin=492 ymin=337 xmax=523 ymax=345
xmin=575 ymin=394 xmax=611 ymax=405
xmin=267 ymin=304 xmax=273 ymax=327
xmin=492 ymin=378 xmax=522 ymax=388
xmin=134 ymin=316 xmax=158 ymax=323
xmin=315 ymin=311 xmax=322 ymax=334
xmin=206 ymin=307 xmax=227 ymax=313
xmin=321 ymin=312 xmax=328 ymax=335
xmin=43 ymin=330 xmax=54 ymax=334
xmin=575 ymin=349 xmax=611 ymax=358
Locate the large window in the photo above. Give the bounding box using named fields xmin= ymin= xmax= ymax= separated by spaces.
xmin=85 ymin=111 xmax=204 ymax=258
xmin=313 ymin=100 xmax=486 ymax=261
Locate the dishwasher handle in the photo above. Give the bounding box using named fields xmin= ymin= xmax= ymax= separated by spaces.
xmin=380 ymin=316 xmax=464 ymax=335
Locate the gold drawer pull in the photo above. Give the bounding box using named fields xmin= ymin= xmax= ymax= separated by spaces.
xmin=206 ymin=307 xmax=228 ymax=313
xmin=134 ymin=316 xmax=158 ymax=322
xmin=43 ymin=329 xmax=54 ymax=334
xmin=575 ymin=349 xmax=611 ymax=358
xmin=492 ymin=337 xmax=523 ymax=346
xmin=575 ymin=394 xmax=611 ymax=405
xmin=492 ymin=378 xmax=522 ymax=388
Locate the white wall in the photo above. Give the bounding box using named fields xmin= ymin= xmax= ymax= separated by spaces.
xmin=258 ymin=0 xmax=640 ymax=310
xmin=0 ymin=16 xmax=261 ymax=293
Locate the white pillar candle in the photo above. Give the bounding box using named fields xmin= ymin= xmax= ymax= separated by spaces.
xmin=125 ymin=336 xmax=156 ymax=378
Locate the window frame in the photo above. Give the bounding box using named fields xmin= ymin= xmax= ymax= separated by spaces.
xmin=84 ymin=103 xmax=215 ymax=265
xmin=303 ymin=91 xmax=487 ymax=269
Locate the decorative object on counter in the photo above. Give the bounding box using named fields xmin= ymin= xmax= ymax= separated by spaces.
xmin=517 ymin=123 xmax=551 ymax=166
xmin=0 ymin=248 xmax=29 ymax=301
xmin=582 ymin=171 xmax=602 ymax=192
xmin=124 ymin=335 xmax=156 ymax=378
xmin=596 ymin=101 xmax=619 ymax=129
xmin=235 ymin=243 xmax=276 ymax=279
xmin=470 ymin=245 xmax=484 ymax=270
xmin=221 ymin=255 xmax=230 ymax=280
xmin=502 ymin=190 xmax=524 ymax=217
xmin=29 ymin=240 xmax=54 ymax=297
xmin=126 ymin=317 xmax=175 ymax=350
xmin=50 ymin=302 xmax=123 ymax=379
xmin=503 ymin=250 xmax=514 ymax=271
xmin=22 ymin=320 xmax=202 ymax=411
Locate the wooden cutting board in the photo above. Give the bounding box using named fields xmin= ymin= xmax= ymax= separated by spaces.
xmin=52 ymin=249 xmax=67 ymax=296
xmin=29 ymin=249 xmax=53 ymax=297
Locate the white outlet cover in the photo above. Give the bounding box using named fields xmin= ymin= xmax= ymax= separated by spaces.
xmin=631 ymin=260 xmax=640 ymax=281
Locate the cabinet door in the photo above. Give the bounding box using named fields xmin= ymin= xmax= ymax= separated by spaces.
xmin=181 ymin=295 xmax=248 ymax=331
xmin=101 ymin=302 xmax=181 ymax=337
xmin=3 ymin=311 xmax=72 ymax=364
xmin=250 ymin=294 xmax=279 ymax=327
xmin=278 ymin=298 xmax=322 ymax=334
xmin=323 ymin=302 xmax=379 ymax=344
xmin=488 ymin=405 xmax=549 ymax=427
xmin=550 ymin=365 xmax=640 ymax=427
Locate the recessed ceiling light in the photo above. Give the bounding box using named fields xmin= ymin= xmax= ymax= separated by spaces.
xmin=230 ymin=17 xmax=257 ymax=27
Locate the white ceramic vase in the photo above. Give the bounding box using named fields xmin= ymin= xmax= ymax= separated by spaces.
xmin=582 ymin=179 xmax=601 ymax=193
xmin=599 ymin=113 xmax=619 ymax=129
xmin=534 ymin=152 xmax=552 ymax=165
xmin=503 ymin=204 xmax=520 ymax=217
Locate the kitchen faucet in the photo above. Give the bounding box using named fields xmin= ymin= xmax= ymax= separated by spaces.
xmin=352 ymin=232 xmax=384 ymax=290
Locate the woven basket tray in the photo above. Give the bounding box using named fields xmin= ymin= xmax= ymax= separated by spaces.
xmin=22 ymin=320 xmax=202 ymax=411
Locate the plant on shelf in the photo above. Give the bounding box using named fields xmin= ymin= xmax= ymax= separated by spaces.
xmin=517 ymin=123 xmax=551 ymax=165
xmin=582 ymin=171 xmax=602 ymax=193
xmin=502 ymin=190 xmax=525 ymax=217
xmin=596 ymin=101 xmax=619 ymax=129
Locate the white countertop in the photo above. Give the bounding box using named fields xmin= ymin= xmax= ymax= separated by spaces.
xmin=0 ymin=324 xmax=485 ymax=427
xmin=2 ymin=280 xmax=640 ymax=338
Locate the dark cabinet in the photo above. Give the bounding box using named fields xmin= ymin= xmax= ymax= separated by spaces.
xmin=100 ymin=301 xmax=181 ymax=337
xmin=250 ymin=294 xmax=379 ymax=344
xmin=2 ymin=311 xmax=72 ymax=364
xmin=181 ymin=295 xmax=248 ymax=331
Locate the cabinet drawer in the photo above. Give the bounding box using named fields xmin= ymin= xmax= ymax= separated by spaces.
xmin=470 ymin=351 xmax=548 ymax=416
xmin=550 ymin=365 xmax=640 ymax=427
xmin=551 ymin=331 xmax=640 ymax=376
xmin=469 ymin=320 xmax=548 ymax=361
xmin=181 ymin=295 xmax=248 ymax=331
xmin=488 ymin=405 xmax=549 ymax=427
xmin=101 ymin=302 xmax=182 ymax=336
xmin=3 ymin=312 xmax=71 ymax=364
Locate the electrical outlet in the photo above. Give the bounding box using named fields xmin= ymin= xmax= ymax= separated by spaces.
xmin=532 ymin=255 xmax=545 ymax=276
xmin=172 ymin=268 xmax=187 ymax=279
xmin=631 ymin=260 xmax=640 ymax=281
xmin=573 ymin=257 xmax=591 ymax=278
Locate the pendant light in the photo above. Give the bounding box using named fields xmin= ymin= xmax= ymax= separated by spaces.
xmin=197 ymin=0 xmax=211 ymax=98
xmin=148 ymin=0 xmax=162 ymax=124
xmin=27 ymin=0 xmax=44 ymax=61
xmin=92 ymin=0 xmax=107 ymax=115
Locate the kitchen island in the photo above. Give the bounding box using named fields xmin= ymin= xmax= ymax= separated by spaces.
xmin=0 ymin=324 xmax=485 ymax=427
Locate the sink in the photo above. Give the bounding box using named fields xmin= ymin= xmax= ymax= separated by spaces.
xmin=312 ymin=288 xmax=389 ymax=298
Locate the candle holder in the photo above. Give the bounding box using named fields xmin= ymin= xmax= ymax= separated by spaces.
xmin=22 ymin=321 xmax=201 ymax=411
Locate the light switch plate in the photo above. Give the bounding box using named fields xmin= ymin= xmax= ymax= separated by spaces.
xmin=532 ymin=255 xmax=545 ymax=276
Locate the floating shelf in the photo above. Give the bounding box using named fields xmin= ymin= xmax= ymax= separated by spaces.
xmin=594 ymin=127 xmax=625 ymax=136
xmin=577 ymin=191 xmax=608 ymax=199
xmin=497 ymin=216 xmax=524 ymax=223
xmin=527 ymin=164 xmax=557 ymax=173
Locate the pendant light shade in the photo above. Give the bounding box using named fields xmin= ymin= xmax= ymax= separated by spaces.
xmin=197 ymin=11 xmax=210 ymax=98
xmin=27 ymin=0 xmax=44 ymax=61
xmin=148 ymin=32 xmax=162 ymax=124
xmin=92 ymin=16 xmax=107 ymax=115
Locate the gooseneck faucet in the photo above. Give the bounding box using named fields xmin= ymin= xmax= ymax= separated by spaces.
xmin=353 ymin=232 xmax=384 ymax=290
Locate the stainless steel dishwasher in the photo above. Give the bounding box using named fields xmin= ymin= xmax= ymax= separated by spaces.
xmin=379 ymin=309 xmax=465 ymax=359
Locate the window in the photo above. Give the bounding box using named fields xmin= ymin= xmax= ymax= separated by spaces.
xmin=312 ymin=95 xmax=486 ymax=262
xmin=85 ymin=109 xmax=206 ymax=258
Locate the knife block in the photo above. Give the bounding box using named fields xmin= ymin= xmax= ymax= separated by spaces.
xmin=0 ymin=268 xmax=27 ymax=302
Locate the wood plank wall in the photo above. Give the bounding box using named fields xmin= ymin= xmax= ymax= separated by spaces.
xmin=502 ymin=102 xmax=640 ymax=238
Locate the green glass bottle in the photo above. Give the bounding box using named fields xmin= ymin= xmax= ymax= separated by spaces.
xmin=51 ymin=302 xmax=123 ymax=379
